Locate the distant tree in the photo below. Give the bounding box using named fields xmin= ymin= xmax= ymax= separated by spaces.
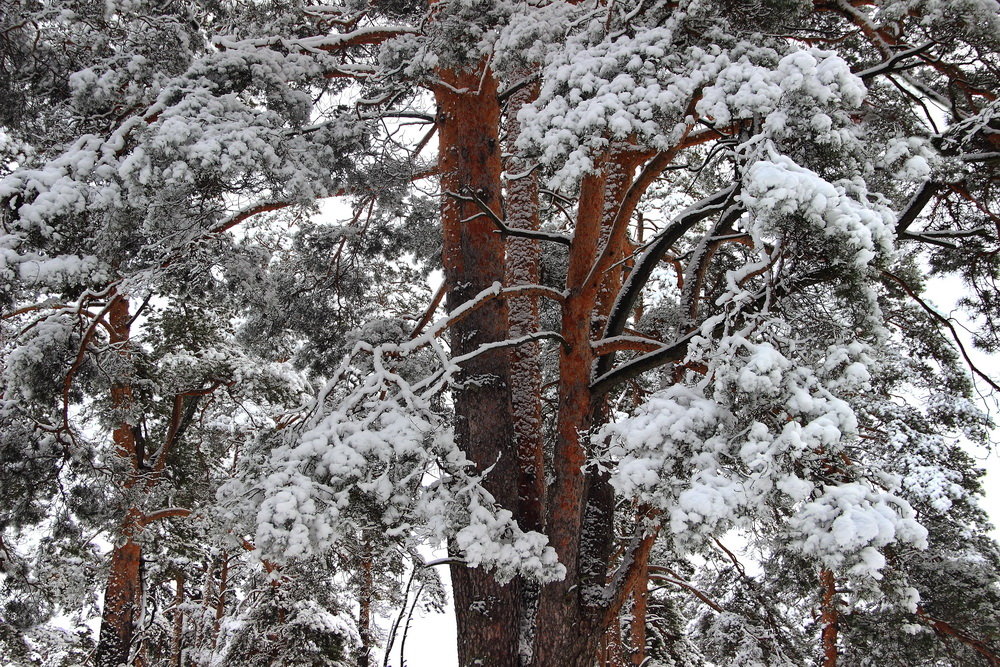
xmin=0 ymin=1 xmax=410 ymax=664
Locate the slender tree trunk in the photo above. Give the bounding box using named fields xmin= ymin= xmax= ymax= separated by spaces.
xmin=532 ymin=148 xmax=650 ymax=667
xmin=629 ymin=558 xmax=649 ymax=666
xmin=96 ymin=297 xmax=146 ymax=667
xmin=357 ymin=551 xmax=374 ymax=667
xmin=533 ymin=170 xmax=607 ymax=667
xmin=435 ymin=64 xmax=521 ymax=666
xmin=820 ymin=569 xmax=839 ymax=667
xmin=579 ymin=148 xmax=645 ymax=619
xmin=212 ymin=552 xmax=229 ymax=648
xmin=171 ymin=573 xmax=185 ymax=667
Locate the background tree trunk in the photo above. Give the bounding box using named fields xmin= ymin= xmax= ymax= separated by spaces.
xmin=170 ymin=572 xmax=184 ymax=667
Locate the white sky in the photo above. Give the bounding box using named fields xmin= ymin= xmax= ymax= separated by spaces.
xmin=926 ymin=275 xmax=1000 ymax=543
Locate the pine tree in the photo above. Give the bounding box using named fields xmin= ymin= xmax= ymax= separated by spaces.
xmin=2 ymin=1 xmax=1000 ymax=666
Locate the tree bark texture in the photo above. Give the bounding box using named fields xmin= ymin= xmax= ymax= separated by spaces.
xmin=629 ymin=557 xmax=650 ymax=667
xmin=435 ymin=64 xmax=521 ymax=667
xmin=96 ymin=537 xmax=143 ymax=667
xmin=357 ymin=552 xmax=374 ymax=667
xmin=820 ymin=569 xmax=839 ymax=667
xmin=432 ymin=41 xmax=685 ymax=667
xmin=531 ymin=147 xmax=655 ymax=666
xmin=96 ymin=297 xmax=145 ymax=667
xmin=504 ymin=75 xmax=545 ymax=538
xmin=170 ymin=573 xmax=185 ymax=667
xmin=504 ymin=74 xmax=547 ymax=666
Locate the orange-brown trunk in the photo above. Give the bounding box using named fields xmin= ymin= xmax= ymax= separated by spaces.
xmin=629 ymin=557 xmax=649 ymax=666
xmin=96 ymin=537 xmax=143 ymax=667
xmin=435 ymin=63 xmax=521 ymax=666
xmin=96 ymin=297 xmax=147 ymax=667
xmin=820 ymin=569 xmax=839 ymax=667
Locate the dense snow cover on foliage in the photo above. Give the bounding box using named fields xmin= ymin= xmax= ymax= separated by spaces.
xmin=234 ymin=326 xmax=563 ymax=582
xmin=603 ymin=338 xmax=929 ymax=580
xmin=1 ymin=0 xmax=999 ymax=665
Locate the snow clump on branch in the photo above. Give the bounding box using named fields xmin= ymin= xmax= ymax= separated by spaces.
xmin=601 ymin=335 xmax=928 ymax=582
xmin=231 ymin=327 xmax=564 ymax=585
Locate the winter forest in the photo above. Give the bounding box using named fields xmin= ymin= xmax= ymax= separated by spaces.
xmin=2 ymin=0 xmax=1000 ymax=665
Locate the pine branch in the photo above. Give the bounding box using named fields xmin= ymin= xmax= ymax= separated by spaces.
xmin=448 ymin=190 xmax=572 ymax=245
xmin=855 ymin=41 xmax=937 ymax=80
xmin=882 ymin=270 xmax=1000 ymax=394
xmin=917 ymin=606 xmax=1000 ymax=666
xmin=601 ymin=184 xmax=739 ymax=347
xmin=646 ymin=567 xmax=727 ymax=614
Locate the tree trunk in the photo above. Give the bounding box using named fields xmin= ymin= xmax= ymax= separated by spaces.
xmin=629 ymin=558 xmax=649 ymax=666
xmin=96 ymin=297 xmax=145 ymax=667
xmin=212 ymin=552 xmax=229 ymax=648
xmin=357 ymin=551 xmax=374 ymax=667
xmin=171 ymin=573 xmax=185 ymax=667
xmin=505 ymin=75 xmax=545 ymax=539
xmin=504 ymin=72 xmax=547 ymax=666
xmin=532 ymin=146 xmax=651 ymax=667
xmin=820 ymin=569 xmax=839 ymax=667
xmin=532 ymin=168 xmax=607 ymax=667
xmin=97 ymin=536 xmax=143 ymax=667
xmin=435 ymin=64 xmax=521 ymax=667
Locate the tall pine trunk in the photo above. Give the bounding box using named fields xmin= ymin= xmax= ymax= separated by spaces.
xmin=504 ymin=73 xmax=547 ymax=666
xmin=435 ymin=64 xmax=521 ymax=666
xmin=530 ymin=148 xmax=651 ymax=666
xmin=96 ymin=297 xmax=145 ymax=667
xmin=504 ymin=75 xmax=545 ymax=541
xmin=532 ymin=169 xmax=608 ymax=667
xmin=434 ymin=51 xmax=669 ymax=667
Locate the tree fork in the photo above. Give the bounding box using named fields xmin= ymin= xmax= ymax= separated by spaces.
xmin=580 ymin=149 xmax=647 ymax=613
xmin=534 ymin=155 xmax=637 ymax=665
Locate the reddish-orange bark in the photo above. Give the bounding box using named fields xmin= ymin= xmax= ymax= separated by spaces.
xmin=97 ymin=537 xmax=143 ymax=667
xmin=545 ymin=170 xmax=606 ymax=561
xmin=96 ymin=297 xmax=146 ymax=667
xmin=917 ymin=606 xmax=1000 ymax=665
xmin=820 ymin=569 xmax=839 ymax=667
xmin=629 ymin=556 xmax=650 ymax=666
xmin=434 ymin=62 xmax=521 ymax=666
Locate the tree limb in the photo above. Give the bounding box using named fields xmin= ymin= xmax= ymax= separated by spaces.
xmin=882 ymin=270 xmax=1000 ymax=393
xmin=447 ymin=190 xmax=572 ymax=245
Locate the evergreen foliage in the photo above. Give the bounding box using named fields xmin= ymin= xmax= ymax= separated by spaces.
xmin=1 ymin=1 xmax=998 ymax=665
